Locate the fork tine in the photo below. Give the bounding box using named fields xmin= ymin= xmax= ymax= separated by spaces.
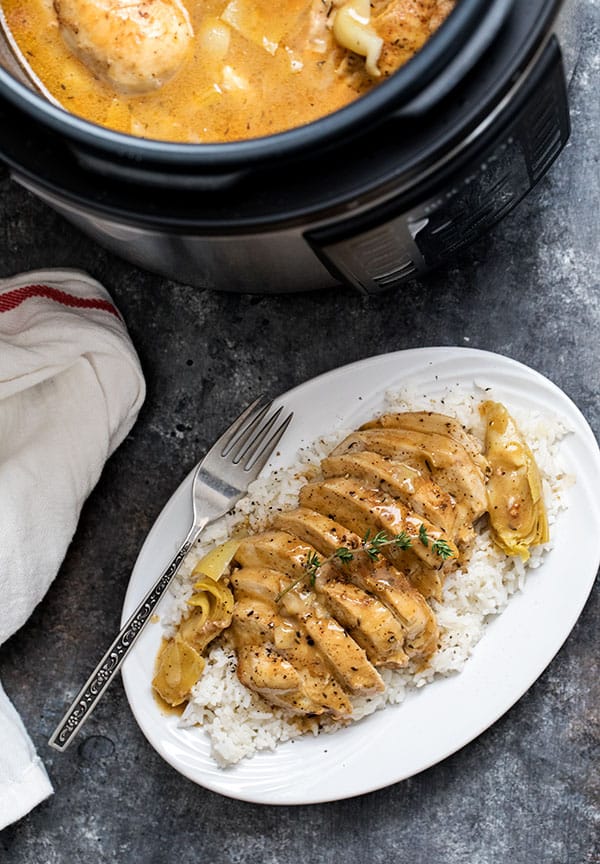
xmin=232 ymin=405 xmax=283 ymax=464
xmin=243 ymin=411 xmax=294 ymax=474
xmin=216 ymin=395 xmax=271 ymax=456
xmin=221 ymin=399 xmax=273 ymax=458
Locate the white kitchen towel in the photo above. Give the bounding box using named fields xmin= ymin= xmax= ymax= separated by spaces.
xmin=0 ymin=269 xmax=146 ymax=829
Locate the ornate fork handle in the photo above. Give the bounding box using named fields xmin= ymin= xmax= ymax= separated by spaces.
xmin=49 ymin=519 xmax=207 ymax=752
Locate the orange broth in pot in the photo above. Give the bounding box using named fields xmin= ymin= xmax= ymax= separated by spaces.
xmin=0 ymin=1 xmax=454 ymax=142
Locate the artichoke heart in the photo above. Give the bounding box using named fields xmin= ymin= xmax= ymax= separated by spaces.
xmin=480 ymin=401 xmax=549 ymax=560
xmin=152 ymin=637 xmax=206 ymax=707
xmin=191 ymin=538 xmax=240 ymax=581
xmin=152 ymin=540 xmax=237 ymax=706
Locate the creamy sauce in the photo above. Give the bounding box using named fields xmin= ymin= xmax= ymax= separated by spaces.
xmin=1 ymin=0 xmax=455 ymax=142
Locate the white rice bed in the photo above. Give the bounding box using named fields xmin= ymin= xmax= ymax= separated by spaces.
xmin=158 ymin=385 xmax=572 ymax=767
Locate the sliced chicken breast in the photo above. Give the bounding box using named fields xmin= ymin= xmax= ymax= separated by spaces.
xmin=274 ymin=507 xmax=363 ymax=557
xmin=332 ymin=427 xmax=488 ymax=521
xmin=234 ymin=524 xmax=436 ymax=662
xmin=331 ymin=553 xmax=439 ymax=662
xmin=158 ymin=407 xmax=503 ymax=721
xmin=233 ymin=596 xmax=353 ymax=718
xmin=321 ymin=451 xmax=457 ymax=536
xmin=234 ymin=530 xmax=315 ymax=579
xmin=298 ymin=476 xmax=457 ymax=598
xmin=232 ymin=566 xmax=384 ymax=696
xmin=313 ymin=574 xmax=410 ymax=667
xmin=273 ymin=509 xmax=413 ymax=666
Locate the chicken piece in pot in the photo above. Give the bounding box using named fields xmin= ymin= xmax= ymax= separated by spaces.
xmin=372 ymin=0 xmax=438 ymax=75
xmin=53 ymin=0 xmax=194 ymax=93
xmin=330 ymin=0 xmax=456 ymax=82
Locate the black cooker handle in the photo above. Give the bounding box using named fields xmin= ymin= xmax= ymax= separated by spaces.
xmin=307 ymin=37 xmax=570 ymax=295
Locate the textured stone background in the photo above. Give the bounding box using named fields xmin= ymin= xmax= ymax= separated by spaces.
xmin=0 ymin=6 xmax=598 ymax=863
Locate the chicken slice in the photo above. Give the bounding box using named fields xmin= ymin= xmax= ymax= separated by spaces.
xmin=314 ymin=575 xmax=410 ymax=667
xmin=230 ymin=565 xmax=290 ymax=603
xmin=273 ymin=508 xmax=416 ymax=663
xmin=232 ymin=595 xmax=353 ymax=717
xmin=234 ymin=530 xmax=313 ymax=579
xmin=54 ymin=0 xmax=194 ymax=93
xmin=361 ymin=411 xmax=488 ymax=472
xmin=274 ymin=507 xmax=363 ymax=557
xmin=369 ymin=0 xmax=455 ymax=77
xmin=295 ymin=610 xmax=384 ymax=695
xmin=235 ymin=645 xmax=312 ymax=711
xmin=332 ymin=428 xmax=487 ymax=521
xmin=321 ymin=451 xmax=457 ymax=536
xmin=372 ymin=0 xmax=436 ymax=76
xmin=332 ymin=553 xmax=438 ymax=662
xmin=299 ymin=476 xmax=458 ymax=599
xmin=231 ymin=566 xmax=384 ymax=695
xmin=273 ymin=509 xmax=410 ymax=667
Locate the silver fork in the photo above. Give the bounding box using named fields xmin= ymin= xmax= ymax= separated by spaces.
xmin=49 ymin=395 xmax=293 ymax=752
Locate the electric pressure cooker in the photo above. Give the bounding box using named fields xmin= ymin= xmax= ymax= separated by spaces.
xmin=0 ymin=0 xmax=578 ymax=294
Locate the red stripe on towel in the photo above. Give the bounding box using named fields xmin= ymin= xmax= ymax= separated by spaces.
xmin=0 ymin=283 xmax=121 ymax=319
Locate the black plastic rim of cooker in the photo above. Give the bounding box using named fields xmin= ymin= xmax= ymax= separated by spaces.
xmin=0 ymin=0 xmax=564 ymax=231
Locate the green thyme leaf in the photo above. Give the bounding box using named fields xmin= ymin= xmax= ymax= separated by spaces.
xmin=364 ymin=530 xmax=387 ymax=560
xmin=431 ymin=538 xmax=454 ymax=560
xmin=305 ymin=551 xmax=321 ymax=585
xmin=276 ymin=521 xmax=452 ymax=605
xmin=394 ymin=531 xmax=412 ymax=550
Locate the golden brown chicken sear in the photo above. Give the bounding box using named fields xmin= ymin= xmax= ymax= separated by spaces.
xmin=373 ymin=0 xmax=442 ymax=76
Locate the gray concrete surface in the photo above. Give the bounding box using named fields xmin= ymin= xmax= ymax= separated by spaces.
xmin=0 ymin=8 xmax=598 ymax=864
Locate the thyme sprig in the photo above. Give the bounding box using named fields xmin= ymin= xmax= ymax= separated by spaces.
xmin=274 ymin=525 xmax=454 ymax=603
